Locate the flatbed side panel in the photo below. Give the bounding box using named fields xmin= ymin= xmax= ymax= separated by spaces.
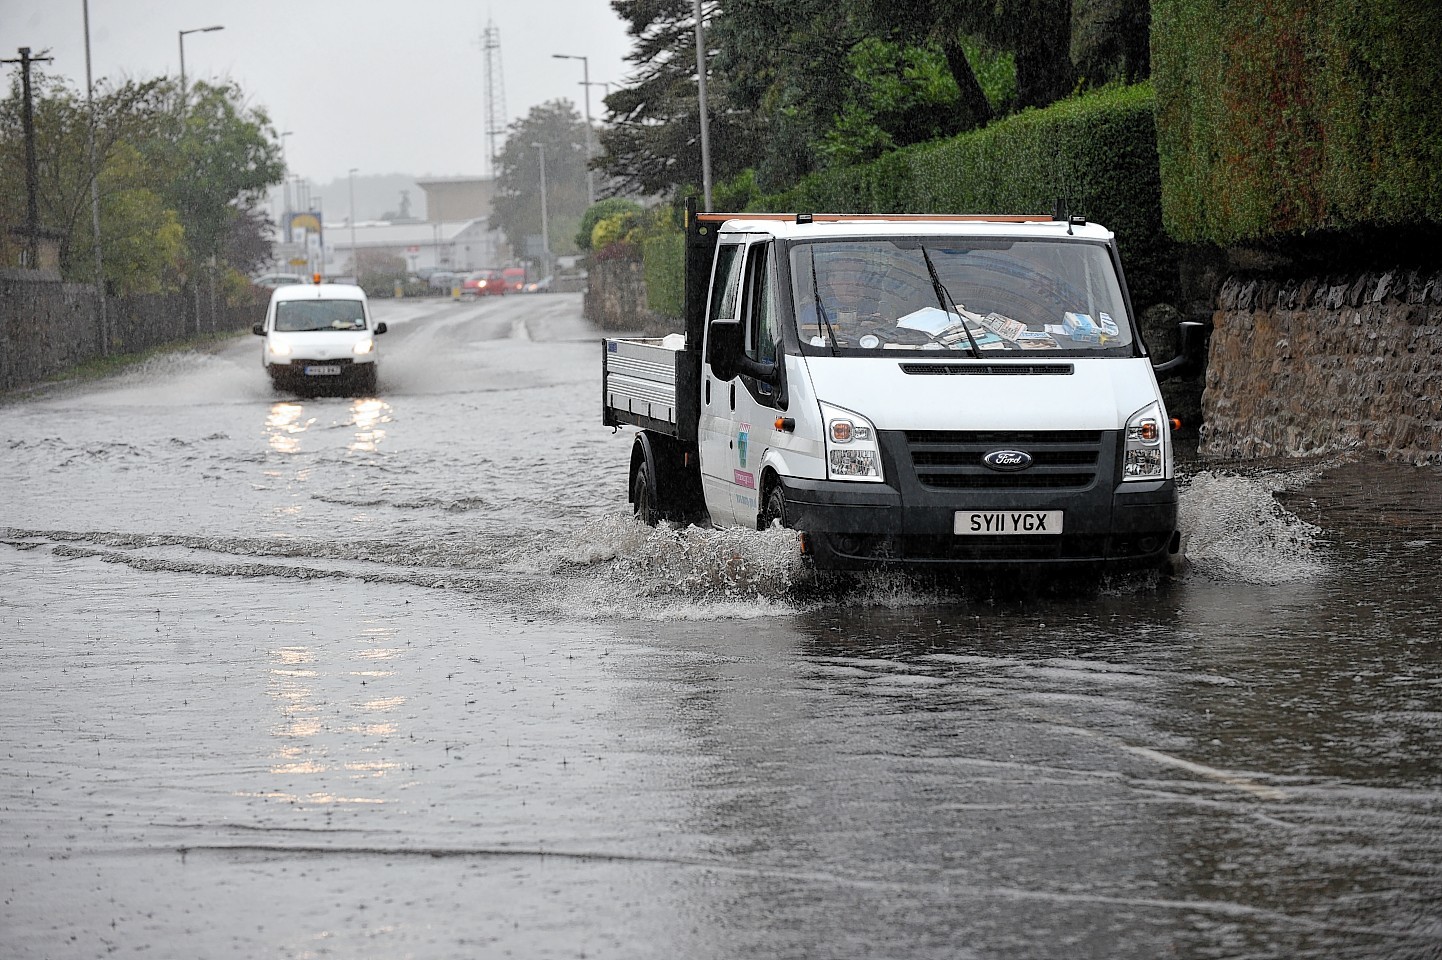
xmin=603 ymin=337 xmax=689 ymax=440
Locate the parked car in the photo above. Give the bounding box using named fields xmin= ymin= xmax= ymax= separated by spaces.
xmin=461 ymin=269 xmax=507 ymax=297
xmin=428 ymin=271 xmax=458 ymax=293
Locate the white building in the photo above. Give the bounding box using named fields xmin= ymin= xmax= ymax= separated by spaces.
xmin=322 ymin=218 xmax=505 ymax=277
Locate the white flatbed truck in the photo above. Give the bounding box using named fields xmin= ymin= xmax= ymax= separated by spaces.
xmin=602 ymin=202 xmax=1203 ymax=572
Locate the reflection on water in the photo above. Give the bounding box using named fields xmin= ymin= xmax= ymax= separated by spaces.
xmin=348 ymin=397 xmax=390 ymax=453
xmin=264 ymin=402 xmax=310 ymax=454
xmin=258 ymin=622 xmax=405 ymax=806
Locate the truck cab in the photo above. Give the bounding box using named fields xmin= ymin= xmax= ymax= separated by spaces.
xmin=604 ymin=208 xmax=1203 ymax=573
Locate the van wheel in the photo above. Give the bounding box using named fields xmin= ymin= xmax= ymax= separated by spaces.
xmin=758 ymin=483 xmax=787 ymax=530
xmin=632 ymin=460 xmax=661 ymax=526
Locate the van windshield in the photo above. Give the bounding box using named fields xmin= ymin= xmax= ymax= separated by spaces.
xmin=275 ymin=299 xmax=367 ymax=332
xmin=788 ymin=238 xmax=1133 ymax=356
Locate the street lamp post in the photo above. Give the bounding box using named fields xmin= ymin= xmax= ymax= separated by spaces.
xmin=693 ymin=0 xmax=713 ymax=211
xmin=530 ymin=142 xmax=551 ymax=278
xmin=551 ymin=53 xmax=594 ymax=205
xmin=348 ymin=167 xmax=360 ymax=285
xmin=178 ymin=25 xmax=224 ymax=109
xmin=278 ymin=130 xmax=293 ymax=219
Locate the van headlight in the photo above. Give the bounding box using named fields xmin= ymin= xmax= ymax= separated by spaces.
xmin=820 ymin=401 xmax=884 ymax=482
xmin=268 ymin=340 xmax=292 ymax=357
xmin=353 ymin=338 xmax=375 ymax=355
xmin=1123 ymin=401 xmax=1167 ymax=480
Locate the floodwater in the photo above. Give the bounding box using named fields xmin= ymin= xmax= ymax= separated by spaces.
xmin=2 ymin=293 xmax=1439 ymax=959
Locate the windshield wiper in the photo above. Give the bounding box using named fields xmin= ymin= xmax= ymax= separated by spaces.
xmin=920 ymin=245 xmax=981 ymax=359
xmin=808 ymin=247 xmax=839 ymax=356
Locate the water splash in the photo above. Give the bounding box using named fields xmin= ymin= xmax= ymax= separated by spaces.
xmin=1176 ymin=469 xmax=1327 ymax=584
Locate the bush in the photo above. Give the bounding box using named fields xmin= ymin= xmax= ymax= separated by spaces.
xmin=775 ymin=83 xmax=1175 ymax=309
xmin=1153 ymin=0 xmax=1442 ymax=243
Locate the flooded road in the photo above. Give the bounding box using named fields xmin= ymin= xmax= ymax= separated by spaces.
xmin=3 ymin=292 xmax=1440 ymax=959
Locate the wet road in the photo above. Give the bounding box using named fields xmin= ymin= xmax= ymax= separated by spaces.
xmin=3 ymin=292 xmax=1441 ymax=959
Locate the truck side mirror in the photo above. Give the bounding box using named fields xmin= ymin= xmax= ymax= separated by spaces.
xmin=374 ymin=322 xmax=388 ymax=334
xmin=1153 ymin=321 xmax=1207 ymax=382
xmin=707 ymin=318 xmax=744 ymax=381
xmin=252 ymin=323 xmax=265 ymax=336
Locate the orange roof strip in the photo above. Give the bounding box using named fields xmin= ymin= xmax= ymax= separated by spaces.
xmin=695 ymin=212 xmax=1055 ymax=224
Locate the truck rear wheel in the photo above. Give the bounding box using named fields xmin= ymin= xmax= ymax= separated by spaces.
xmin=631 ymin=460 xmax=661 ymax=526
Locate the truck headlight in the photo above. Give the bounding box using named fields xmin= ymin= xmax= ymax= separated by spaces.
xmin=268 ymin=341 xmax=292 ymax=357
xmin=1123 ymin=401 xmax=1167 ymax=480
xmin=353 ymin=338 xmax=375 ymax=355
xmin=821 ymin=401 xmax=884 ymax=483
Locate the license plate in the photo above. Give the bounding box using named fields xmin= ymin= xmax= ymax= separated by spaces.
xmin=303 ymin=365 xmax=342 ymax=376
xmin=955 ymin=510 xmax=1063 ymax=535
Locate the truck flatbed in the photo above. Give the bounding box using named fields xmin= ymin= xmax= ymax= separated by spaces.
xmin=602 ymin=336 xmax=693 ymax=438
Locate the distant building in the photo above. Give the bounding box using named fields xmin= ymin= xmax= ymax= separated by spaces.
xmin=324 ymin=219 xmax=504 ymax=276
xmin=415 ymin=177 xmax=496 ymax=222
xmin=264 ymin=175 xmax=508 ymax=279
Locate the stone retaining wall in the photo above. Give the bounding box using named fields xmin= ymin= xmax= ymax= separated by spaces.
xmin=1 ymin=272 xmax=267 ymax=392
xmin=1202 ymin=269 xmax=1442 ymax=464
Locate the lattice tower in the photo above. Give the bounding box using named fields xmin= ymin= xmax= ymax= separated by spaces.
xmin=482 ymin=20 xmax=507 ymax=177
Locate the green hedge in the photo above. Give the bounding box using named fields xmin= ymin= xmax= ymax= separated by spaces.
xmin=1153 ymin=0 xmax=1442 ymax=244
xmin=774 ymin=83 xmax=1174 ymax=309
xmin=642 ymin=230 xmax=685 ymax=320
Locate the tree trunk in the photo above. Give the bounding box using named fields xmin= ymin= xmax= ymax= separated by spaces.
xmin=941 ymin=37 xmax=994 ymax=130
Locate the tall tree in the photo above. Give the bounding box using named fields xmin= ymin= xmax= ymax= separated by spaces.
xmin=599 ymin=0 xmax=758 ymax=197
xmin=147 ymin=80 xmax=282 ymax=269
xmin=491 ymin=100 xmax=592 ymax=261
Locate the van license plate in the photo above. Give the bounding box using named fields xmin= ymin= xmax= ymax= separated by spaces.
xmin=304 ymin=365 xmax=342 ymax=376
xmin=955 ymin=510 xmax=1063 ymax=535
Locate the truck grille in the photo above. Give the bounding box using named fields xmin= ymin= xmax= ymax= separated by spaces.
xmin=903 ymin=430 xmax=1104 ymax=490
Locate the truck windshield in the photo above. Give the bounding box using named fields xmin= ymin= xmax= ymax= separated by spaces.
xmin=275 ymin=299 xmax=367 ymax=332
xmin=788 ymin=238 xmax=1134 ymax=356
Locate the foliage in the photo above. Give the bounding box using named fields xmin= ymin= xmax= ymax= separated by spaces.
xmin=149 ymin=81 xmax=282 ymax=267
xmin=763 ymin=84 xmax=1174 ymax=310
xmin=601 ymin=0 xmax=760 ymax=197
xmin=576 ymin=197 xmax=643 ymax=250
xmin=1153 ymin=0 xmax=1442 ymax=243
xmin=491 ymin=101 xmax=591 ymax=263
xmin=819 ymin=38 xmax=973 ymax=168
xmin=600 ymin=0 xmax=1121 ymax=201
xmin=0 ymin=71 xmax=282 ymax=293
xmin=642 ymin=228 xmax=686 ymax=319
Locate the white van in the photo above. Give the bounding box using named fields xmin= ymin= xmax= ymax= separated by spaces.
xmin=252 ymin=283 xmax=387 ymax=394
xmin=603 ymin=208 xmax=1205 ymax=573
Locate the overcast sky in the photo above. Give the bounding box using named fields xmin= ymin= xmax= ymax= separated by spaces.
xmin=1 ymin=0 xmax=638 ymax=183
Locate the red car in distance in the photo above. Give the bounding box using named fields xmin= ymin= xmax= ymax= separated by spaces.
xmin=502 ymin=266 xmax=527 ymax=292
xmin=460 ymin=270 xmax=507 ymax=297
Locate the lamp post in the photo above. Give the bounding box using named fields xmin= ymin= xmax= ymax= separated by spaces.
xmin=348 ymin=167 xmax=360 ymax=285
xmin=278 ymin=130 xmax=293 ymax=219
xmin=178 ymin=25 xmax=224 ymax=109
xmin=551 ymin=53 xmax=594 ymax=205
xmin=530 ymin=142 xmax=551 ymax=278
xmin=692 ymin=0 xmax=713 ymax=211
xmin=83 ymin=0 xmax=108 ymax=354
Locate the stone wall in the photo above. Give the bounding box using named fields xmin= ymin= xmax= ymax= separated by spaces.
xmin=1201 ymin=269 xmax=1442 ymax=464
xmin=1 ymin=271 xmax=266 ymax=392
xmin=582 ymin=258 xmax=652 ymax=332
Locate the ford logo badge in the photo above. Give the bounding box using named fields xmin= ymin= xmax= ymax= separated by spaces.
xmin=982 ymin=449 xmax=1033 ymax=471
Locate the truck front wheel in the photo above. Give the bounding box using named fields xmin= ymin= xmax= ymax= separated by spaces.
xmin=758 ymin=483 xmax=787 ymax=531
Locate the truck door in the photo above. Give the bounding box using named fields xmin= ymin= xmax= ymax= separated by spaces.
xmin=698 ymin=240 xmax=746 ymax=526
xmin=702 ymin=238 xmax=783 ymax=528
